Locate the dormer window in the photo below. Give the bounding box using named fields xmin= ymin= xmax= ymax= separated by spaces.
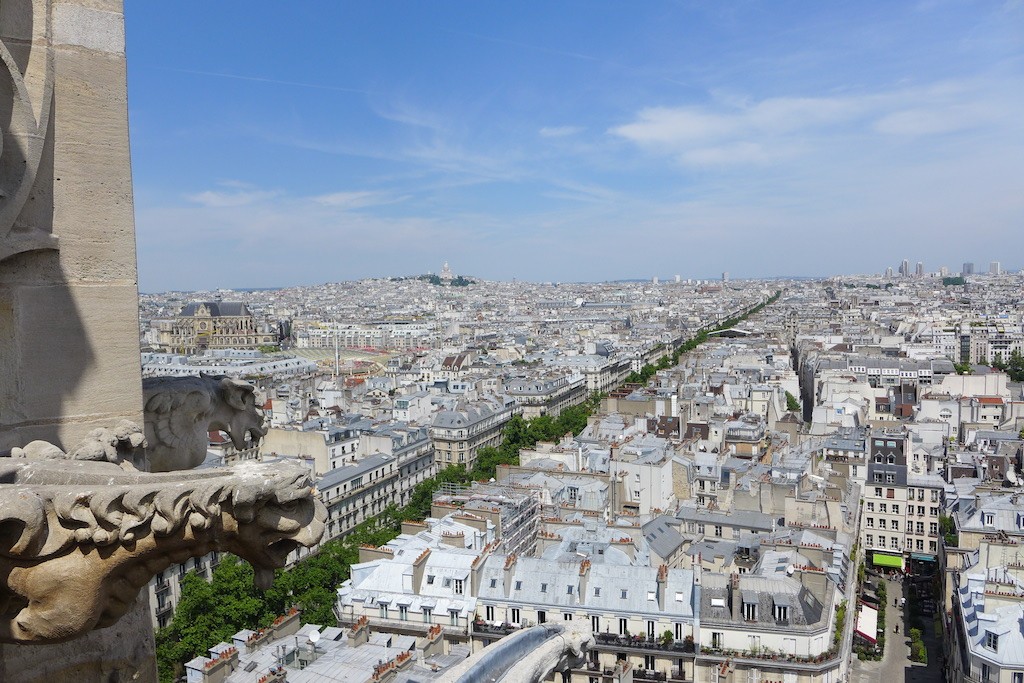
xmin=984 ymin=513 xmax=995 ymax=527
xmin=742 ymin=601 xmax=757 ymax=621
xmin=985 ymin=631 xmax=999 ymax=651
xmin=773 ymin=603 xmax=788 ymax=622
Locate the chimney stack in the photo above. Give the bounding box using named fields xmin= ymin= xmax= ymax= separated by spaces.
xmin=348 ymin=615 xmax=370 ymax=648
xmin=657 ymin=565 xmax=668 ymax=611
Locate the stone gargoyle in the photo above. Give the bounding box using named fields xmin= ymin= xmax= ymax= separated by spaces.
xmin=0 ymin=450 xmax=325 ymax=643
xmin=143 ymin=373 xmax=268 ymax=471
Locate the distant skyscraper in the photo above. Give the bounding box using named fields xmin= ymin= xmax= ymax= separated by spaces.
xmin=722 ymin=272 xmax=729 ymax=283
xmin=674 ymin=274 xmax=681 ymax=283
xmin=990 ymin=261 xmax=1002 ymax=275
xmin=962 ymin=262 xmax=975 ymax=275
xmin=652 ymin=276 xmax=659 ymax=285
xmin=915 ymin=262 xmax=924 ymax=277
xmin=939 ymin=266 xmax=949 ymax=277
xmin=899 ymin=259 xmax=910 ymax=277
xmin=885 ymin=267 xmax=894 ymax=278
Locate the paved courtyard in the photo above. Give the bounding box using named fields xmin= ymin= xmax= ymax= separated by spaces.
xmin=849 ymin=577 xmax=944 ymax=683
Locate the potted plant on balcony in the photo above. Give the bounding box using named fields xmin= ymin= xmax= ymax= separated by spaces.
xmin=660 ymin=629 xmax=674 ymax=648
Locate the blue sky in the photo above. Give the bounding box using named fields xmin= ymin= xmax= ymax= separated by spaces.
xmin=126 ymin=1 xmax=1024 ymax=291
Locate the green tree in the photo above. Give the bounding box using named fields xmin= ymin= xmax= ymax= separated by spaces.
xmin=157 ymin=558 xmax=269 ymax=683
xmin=1006 ymin=350 xmax=1024 ymax=382
xmin=785 ymin=391 xmax=801 ymax=412
xmin=939 ymin=514 xmax=958 ymax=547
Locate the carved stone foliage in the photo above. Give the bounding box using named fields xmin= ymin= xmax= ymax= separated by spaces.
xmin=13 ymin=419 xmax=148 ymax=468
xmin=0 ymin=1 xmax=59 ymax=264
xmin=143 ymin=374 xmax=268 ymax=472
xmin=0 ymin=451 xmax=326 ymax=644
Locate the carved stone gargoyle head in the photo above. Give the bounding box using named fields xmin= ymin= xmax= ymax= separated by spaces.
xmin=0 ymin=458 xmax=325 ymax=643
xmin=143 ymin=374 xmax=269 ymax=472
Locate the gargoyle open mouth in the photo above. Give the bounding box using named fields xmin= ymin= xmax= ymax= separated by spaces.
xmin=268 ymin=538 xmax=303 ymax=563
xmin=248 ymin=538 xmax=306 ymax=589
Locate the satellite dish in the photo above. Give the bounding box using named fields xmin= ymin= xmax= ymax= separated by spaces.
xmin=308 ymin=630 xmax=321 ymax=644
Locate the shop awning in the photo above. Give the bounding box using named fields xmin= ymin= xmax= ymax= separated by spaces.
xmin=873 ymin=552 xmax=904 ymax=569
xmin=910 ymin=553 xmax=936 ymax=562
xmin=855 ymin=604 xmax=878 ymax=644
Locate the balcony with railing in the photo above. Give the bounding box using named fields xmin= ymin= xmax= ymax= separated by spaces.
xmin=698 ymin=647 xmax=841 ymax=671
xmin=593 ymin=633 xmax=696 ymax=656
xmin=573 ymin=661 xmax=687 ymax=682
xmin=471 ymin=620 xmax=520 ymax=637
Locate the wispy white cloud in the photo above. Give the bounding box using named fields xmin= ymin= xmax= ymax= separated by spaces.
xmin=680 ymin=141 xmax=776 ymax=166
xmin=611 ymin=77 xmax=1023 ymax=166
xmin=873 ymin=103 xmax=998 ymax=136
xmin=311 ymin=191 xmax=406 ymax=209
xmin=185 ymin=187 xmax=279 ymax=208
xmin=610 ymin=93 xmax=870 ymax=160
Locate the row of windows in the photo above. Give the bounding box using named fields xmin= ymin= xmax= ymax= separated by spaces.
xmin=865 ymin=535 xmax=937 ymax=552
xmin=865 ymin=501 xmax=939 ymax=517
xmin=865 ymin=518 xmax=938 ymax=535
xmin=489 ymin=607 xmax=687 ymax=640
xmin=907 ymin=488 xmax=941 ymax=502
